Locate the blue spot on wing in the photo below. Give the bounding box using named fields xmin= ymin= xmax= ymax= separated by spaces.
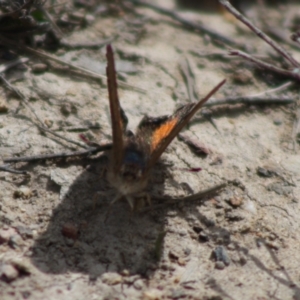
xmin=124 ymin=151 xmax=145 ymax=168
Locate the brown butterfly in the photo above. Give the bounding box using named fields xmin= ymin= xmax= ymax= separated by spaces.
xmin=105 ymin=44 xmax=225 ymax=210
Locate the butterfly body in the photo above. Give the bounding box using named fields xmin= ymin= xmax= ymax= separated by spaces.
xmin=105 ymin=45 xmax=225 ymax=210
xmin=106 ymin=134 xmax=150 ymax=209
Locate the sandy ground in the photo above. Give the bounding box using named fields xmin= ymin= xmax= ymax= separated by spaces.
xmin=1 ymin=1 xmax=300 ymax=299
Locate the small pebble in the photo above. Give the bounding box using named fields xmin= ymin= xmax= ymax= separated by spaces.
xmin=212 ymin=246 xmax=230 ymax=266
xmin=13 ymin=186 xmax=32 ymax=199
xmin=101 ymin=272 xmax=122 ymax=285
xmin=0 ymin=228 xmax=17 ymax=244
xmin=257 ymin=166 xmax=274 ymax=177
xmin=0 ymin=264 xmax=19 ymax=282
xmin=16 ymin=226 xmax=34 ymax=239
xmin=0 ymin=97 xmax=8 ymax=113
xmin=177 ymin=257 xmax=186 ymax=266
xmin=266 ymin=241 xmax=280 ymax=250
xmin=60 ymin=103 xmax=77 ymax=116
xmin=199 ymin=231 xmax=209 ymax=243
xmin=11 ymin=259 xmax=32 ymax=275
xmin=228 ymin=196 xmax=243 ymax=208
xmin=8 ymin=234 xmax=23 ymax=249
xmin=61 ymin=223 xmax=79 ymax=240
xmin=192 ymin=225 xmax=202 ymax=234
xmin=31 ymin=63 xmax=48 ymax=73
xmin=273 ymin=119 xmax=282 ymax=126
xmin=169 ymin=250 xmax=180 ymax=260
xmin=133 ymin=279 xmax=144 ymax=290
xmin=143 ymin=289 xmax=162 ymax=300
xmin=85 ymin=14 xmax=95 ymax=24
xmin=215 ymin=261 xmax=226 ymax=270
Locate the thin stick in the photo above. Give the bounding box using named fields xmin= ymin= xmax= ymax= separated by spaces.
xmin=3 ymin=144 xmax=112 ymax=163
xmin=0 ymin=75 xmax=44 ymax=125
xmin=60 ymin=36 xmax=115 ymax=49
xmin=248 ymin=81 xmax=293 ymax=98
xmin=127 ymin=0 xmax=243 ymax=48
xmin=179 ymin=58 xmax=198 ymax=103
xmin=219 ymin=0 xmax=300 ymax=68
xmin=0 ymin=164 xmax=28 ymax=175
xmin=140 ymin=182 xmax=227 ymax=213
xmin=0 ymin=57 xmax=29 ymax=73
xmin=229 ymin=49 xmax=300 ymax=81
xmin=0 ymin=35 xmax=145 ymax=93
xmin=38 ymin=5 xmax=64 ymax=38
xmin=0 ymin=75 xmax=88 ymax=149
xmin=204 ymin=96 xmax=294 ymax=107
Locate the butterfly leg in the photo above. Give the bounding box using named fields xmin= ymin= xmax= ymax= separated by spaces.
xmin=125 ymin=195 xmax=135 ymax=211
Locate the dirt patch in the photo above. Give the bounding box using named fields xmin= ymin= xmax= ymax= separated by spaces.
xmin=1 ymin=1 xmax=300 ymax=299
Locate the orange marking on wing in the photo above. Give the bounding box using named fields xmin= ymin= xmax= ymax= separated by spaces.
xmin=151 ymin=118 xmax=178 ymax=152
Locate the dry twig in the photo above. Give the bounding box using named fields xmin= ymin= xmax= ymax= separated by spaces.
xmin=219 ymin=0 xmax=300 ymax=68
xmin=0 ymin=164 xmax=28 ymax=175
xmin=0 ymin=35 xmax=145 ymax=93
xmin=127 ymin=0 xmax=243 ymax=48
xmin=3 ymin=144 xmax=112 ymax=163
xmin=0 ymin=57 xmax=29 ymax=73
xmin=0 ymin=75 xmax=88 ymax=150
xmin=228 ymin=50 xmax=300 ymax=81
xmin=204 ymin=96 xmax=294 ymax=107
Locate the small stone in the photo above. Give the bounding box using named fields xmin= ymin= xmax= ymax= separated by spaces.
xmin=120 ymin=269 xmax=130 ymax=276
xmin=199 ymin=231 xmax=209 ymax=243
xmin=60 ymin=103 xmax=77 ymax=116
xmin=13 ymin=186 xmax=32 ymax=199
xmin=177 ymin=257 xmax=186 ymax=266
xmin=101 ymin=272 xmax=122 ymax=285
xmin=0 ymin=228 xmax=17 ymax=244
xmin=143 ymin=289 xmax=162 ymax=300
xmin=257 ymin=166 xmax=274 ymax=177
xmin=61 ymin=223 xmax=79 ymax=240
xmin=8 ymin=234 xmax=23 ymax=249
xmin=215 ymin=261 xmax=225 ymax=270
xmin=16 ymin=226 xmax=34 ymax=239
xmin=85 ymin=14 xmax=95 ymax=24
xmin=266 ymin=241 xmax=280 ymax=250
xmin=0 ymin=97 xmax=8 ymax=113
xmin=192 ymin=225 xmax=202 ymax=233
xmin=212 ymin=246 xmax=230 ymax=266
xmin=133 ymin=279 xmax=144 ymax=290
xmin=227 ymin=243 xmax=235 ymax=251
xmin=228 ymin=196 xmax=243 ymax=208
xmin=273 ymin=119 xmax=282 ymax=126
xmin=169 ymin=250 xmax=180 ymax=261
xmin=44 ymin=119 xmax=53 ymax=128
xmin=31 ymin=63 xmax=48 ymax=73
xmin=226 ymin=211 xmax=244 ymax=221
xmin=0 ymin=264 xmax=19 ymax=282
xmin=11 ymin=259 xmax=32 ymax=275
xmin=239 ymin=254 xmax=247 ymax=266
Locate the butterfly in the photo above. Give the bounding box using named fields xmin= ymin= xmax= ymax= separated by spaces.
xmin=105 ymin=44 xmax=225 ymax=210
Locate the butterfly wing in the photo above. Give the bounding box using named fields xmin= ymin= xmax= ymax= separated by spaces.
xmin=106 ymin=45 xmax=128 ymax=173
xmin=138 ymin=79 xmax=226 ymax=174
